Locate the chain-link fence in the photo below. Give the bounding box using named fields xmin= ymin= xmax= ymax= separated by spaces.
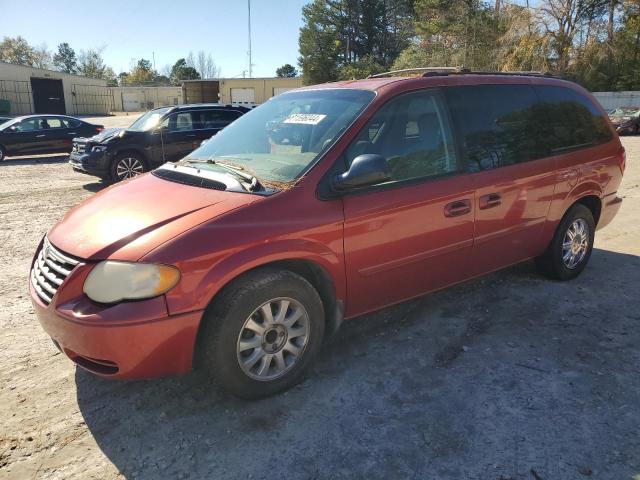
xmin=71 ymin=84 xmax=114 ymax=115
xmin=0 ymin=80 xmax=33 ymax=115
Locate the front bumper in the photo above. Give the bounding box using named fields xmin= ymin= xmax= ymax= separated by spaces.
xmin=69 ymin=150 xmax=110 ymax=177
xmin=29 ymin=262 xmax=203 ymax=379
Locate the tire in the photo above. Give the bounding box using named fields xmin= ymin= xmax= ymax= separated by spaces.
xmin=109 ymin=152 xmax=147 ymax=183
xmin=535 ymin=204 xmax=595 ymax=280
xmin=197 ymin=268 xmax=325 ymax=399
xmin=0 ymin=145 xmax=5 ymax=161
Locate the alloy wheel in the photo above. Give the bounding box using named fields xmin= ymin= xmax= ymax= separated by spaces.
xmin=562 ymin=218 xmax=589 ymax=269
xmin=236 ymin=297 xmax=310 ymax=381
xmin=116 ymin=157 xmax=144 ymax=180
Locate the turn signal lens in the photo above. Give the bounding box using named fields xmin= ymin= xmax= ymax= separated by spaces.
xmin=83 ymin=261 xmax=180 ymax=304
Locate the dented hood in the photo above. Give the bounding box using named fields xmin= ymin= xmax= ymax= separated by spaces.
xmin=47 ymin=172 xmax=260 ymax=261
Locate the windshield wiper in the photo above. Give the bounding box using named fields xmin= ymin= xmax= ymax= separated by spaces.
xmin=185 ymin=158 xmax=263 ymax=192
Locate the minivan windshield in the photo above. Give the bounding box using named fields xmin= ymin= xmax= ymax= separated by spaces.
xmin=128 ymin=107 xmax=171 ymax=131
xmin=180 ymin=89 xmax=375 ymax=184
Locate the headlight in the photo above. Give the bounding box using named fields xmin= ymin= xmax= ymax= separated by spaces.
xmin=91 ymin=145 xmax=107 ymax=152
xmin=83 ymin=261 xmax=180 ymax=304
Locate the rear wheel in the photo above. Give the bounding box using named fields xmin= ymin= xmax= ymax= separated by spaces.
xmin=197 ymin=268 xmax=325 ymax=399
xmin=109 ymin=153 xmax=146 ymax=183
xmin=535 ymin=204 xmax=595 ymax=280
xmin=0 ymin=145 xmax=6 ymax=161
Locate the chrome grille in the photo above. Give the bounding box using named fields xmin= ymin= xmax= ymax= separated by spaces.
xmin=31 ymin=238 xmax=80 ymax=305
xmin=73 ymin=141 xmax=86 ymax=154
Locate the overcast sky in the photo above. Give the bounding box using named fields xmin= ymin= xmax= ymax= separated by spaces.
xmin=0 ymin=0 xmax=309 ymax=77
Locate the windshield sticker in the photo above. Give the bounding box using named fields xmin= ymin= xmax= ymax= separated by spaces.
xmin=283 ymin=113 xmax=326 ymax=125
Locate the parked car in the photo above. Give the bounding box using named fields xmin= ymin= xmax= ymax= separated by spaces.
xmin=30 ymin=71 xmax=624 ymax=399
xmin=69 ymin=104 xmax=250 ymax=183
xmin=0 ymin=115 xmax=103 ymax=161
xmin=607 ymin=106 xmax=640 ymax=134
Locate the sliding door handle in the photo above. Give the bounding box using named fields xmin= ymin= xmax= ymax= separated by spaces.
xmin=444 ymin=199 xmax=471 ymax=217
xmin=479 ymin=193 xmax=502 ymax=209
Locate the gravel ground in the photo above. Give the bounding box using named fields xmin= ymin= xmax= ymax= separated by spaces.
xmin=0 ymin=117 xmax=639 ymax=480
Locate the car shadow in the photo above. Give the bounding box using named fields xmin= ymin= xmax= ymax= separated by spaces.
xmin=0 ymin=154 xmax=70 ymax=166
xmin=82 ymin=181 xmax=109 ymax=193
xmin=75 ymin=248 xmax=640 ymax=479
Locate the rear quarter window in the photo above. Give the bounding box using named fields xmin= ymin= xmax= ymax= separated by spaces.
xmin=533 ymin=85 xmax=612 ymax=153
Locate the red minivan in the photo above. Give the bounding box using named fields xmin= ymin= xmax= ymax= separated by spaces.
xmin=30 ymin=71 xmax=625 ymax=398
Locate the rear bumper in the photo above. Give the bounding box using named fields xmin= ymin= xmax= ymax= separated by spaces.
xmin=69 ymin=150 xmax=109 ymax=177
xmin=30 ymin=279 xmax=203 ymax=379
xmin=597 ymin=193 xmax=623 ymax=230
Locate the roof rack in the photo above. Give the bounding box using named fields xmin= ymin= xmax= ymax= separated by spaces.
xmin=368 ymin=67 xmax=556 ymax=79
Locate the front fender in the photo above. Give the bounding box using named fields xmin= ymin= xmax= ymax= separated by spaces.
xmin=163 ymin=238 xmax=345 ymax=316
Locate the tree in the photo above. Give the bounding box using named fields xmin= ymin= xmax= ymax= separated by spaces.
xmin=195 ymin=51 xmax=221 ymax=78
xmin=125 ymin=58 xmax=156 ymax=85
xmin=338 ymin=55 xmax=385 ymax=79
xmin=53 ymin=43 xmax=77 ymax=73
xmin=170 ymin=58 xmax=200 ymax=85
xmin=77 ymin=47 xmax=110 ymax=79
xmin=0 ymin=36 xmax=37 ymax=66
xmin=276 ymin=63 xmax=298 ymax=77
xmin=298 ymin=0 xmax=414 ymax=84
xmin=32 ymin=43 xmax=52 ymax=69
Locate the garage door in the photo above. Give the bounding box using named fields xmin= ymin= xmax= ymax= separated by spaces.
xmin=273 ymin=87 xmax=293 ymax=96
xmin=122 ymin=93 xmax=140 ymax=112
xmin=231 ymin=88 xmax=255 ymax=105
xmin=31 ymin=78 xmax=66 ymax=114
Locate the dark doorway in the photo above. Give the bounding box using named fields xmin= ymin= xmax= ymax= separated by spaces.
xmin=30 ymin=78 xmax=66 ymax=114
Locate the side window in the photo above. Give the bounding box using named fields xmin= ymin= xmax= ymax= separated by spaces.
xmin=533 ymin=86 xmax=612 ymax=152
xmin=16 ymin=118 xmax=42 ymax=132
xmin=165 ymin=112 xmax=194 ymax=132
xmin=199 ymin=110 xmax=242 ymax=129
xmin=445 ymin=85 xmax=545 ymax=172
xmin=45 ymin=118 xmax=65 ymax=129
xmin=63 ymin=118 xmax=81 ymax=128
xmin=345 ymin=90 xmax=460 ymax=183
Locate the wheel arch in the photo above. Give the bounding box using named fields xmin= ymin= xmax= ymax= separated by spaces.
xmin=198 ymin=256 xmax=344 ymax=338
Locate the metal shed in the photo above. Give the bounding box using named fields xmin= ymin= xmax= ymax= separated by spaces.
xmin=0 ymin=61 xmax=112 ymax=116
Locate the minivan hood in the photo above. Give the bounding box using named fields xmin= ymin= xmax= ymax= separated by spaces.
xmin=47 ymin=173 xmax=260 ymax=261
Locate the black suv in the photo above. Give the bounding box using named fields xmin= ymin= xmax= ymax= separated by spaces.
xmin=70 ymin=104 xmax=249 ymax=182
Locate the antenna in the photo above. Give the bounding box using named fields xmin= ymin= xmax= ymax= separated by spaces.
xmin=248 ymin=0 xmax=252 ymax=78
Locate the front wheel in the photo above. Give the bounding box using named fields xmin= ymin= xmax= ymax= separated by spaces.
xmin=197 ymin=269 xmax=325 ymax=399
xmin=0 ymin=145 xmax=6 ymax=161
xmin=109 ymin=153 xmax=147 ymax=183
xmin=535 ymin=204 xmax=595 ymax=280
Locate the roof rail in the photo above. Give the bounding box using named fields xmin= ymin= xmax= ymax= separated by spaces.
xmin=368 ymin=67 xmax=469 ymax=78
xmin=368 ymin=67 xmax=557 ymax=79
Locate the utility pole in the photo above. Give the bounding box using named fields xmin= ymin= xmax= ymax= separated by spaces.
xmin=152 ymin=51 xmax=156 ymax=71
xmin=248 ymin=0 xmax=252 ymax=78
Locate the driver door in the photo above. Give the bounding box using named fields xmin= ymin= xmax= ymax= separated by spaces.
xmin=341 ymin=89 xmax=476 ymax=317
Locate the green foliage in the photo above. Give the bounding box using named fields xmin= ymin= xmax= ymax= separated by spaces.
xmin=53 ymin=43 xmax=77 ymax=73
xmin=276 ymin=63 xmax=298 ymax=77
xmin=0 ymin=36 xmax=37 ymax=66
xmin=338 ymin=55 xmax=386 ymax=79
xmin=169 ymin=58 xmax=201 ymax=86
xmin=77 ymin=48 xmax=111 ymax=81
xmin=298 ymin=0 xmax=414 ymax=84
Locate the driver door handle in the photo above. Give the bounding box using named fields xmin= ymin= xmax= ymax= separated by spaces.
xmin=35 ymin=134 xmax=46 ymax=138
xmin=479 ymin=193 xmax=502 ymax=209
xmin=444 ymin=199 xmax=471 ymax=217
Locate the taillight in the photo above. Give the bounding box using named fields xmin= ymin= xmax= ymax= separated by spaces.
xmin=96 ymin=127 xmax=104 ymax=133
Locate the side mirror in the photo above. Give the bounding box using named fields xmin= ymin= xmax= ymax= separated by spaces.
xmin=8 ymin=125 xmax=17 ymax=132
xmin=332 ymin=154 xmax=391 ymax=191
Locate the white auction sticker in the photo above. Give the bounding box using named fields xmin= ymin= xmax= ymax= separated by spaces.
xmin=283 ymin=113 xmax=327 ymax=125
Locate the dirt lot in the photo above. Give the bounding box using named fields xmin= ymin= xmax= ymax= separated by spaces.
xmin=1 ymin=117 xmax=639 ymax=480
